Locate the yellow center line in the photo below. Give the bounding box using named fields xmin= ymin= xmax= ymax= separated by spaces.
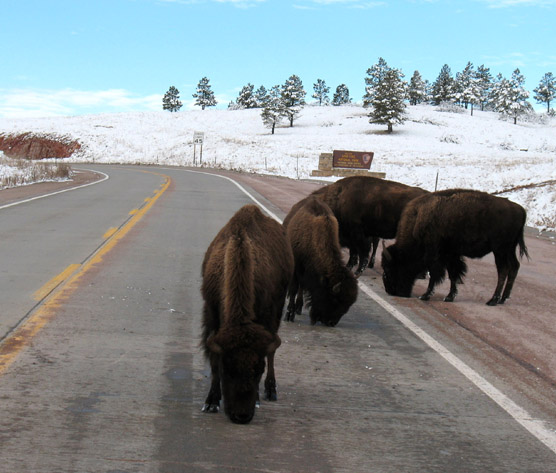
xmin=103 ymin=227 xmax=118 ymax=239
xmin=0 ymin=171 xmax=172 ymax=376
xmin=33 ymin=264 xmax=82 ymax=301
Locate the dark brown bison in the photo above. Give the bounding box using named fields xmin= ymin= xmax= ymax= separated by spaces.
xmin=381 ymin=189 xmax=529 ymax=306
xmin=201 ymin=204 xmax=294 ymax=424
xmin=311 ymin=176 xmax=428 ymax=276
xmin=283 ymin=195 xmax=358 ymax=326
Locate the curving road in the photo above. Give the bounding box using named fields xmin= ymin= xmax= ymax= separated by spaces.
xmin=1 ymin=165 xmax=555 ymax=472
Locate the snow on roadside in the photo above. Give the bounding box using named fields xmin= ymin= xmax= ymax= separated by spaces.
xmin=0 ymin=104 xmax=554 ymax=230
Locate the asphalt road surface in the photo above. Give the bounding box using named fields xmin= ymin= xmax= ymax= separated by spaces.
xmin=1 ymin=165 xmax=555 ymax=472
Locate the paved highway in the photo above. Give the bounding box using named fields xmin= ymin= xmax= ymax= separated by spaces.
xmin=1 ymin=165 xmax=555 ymax=472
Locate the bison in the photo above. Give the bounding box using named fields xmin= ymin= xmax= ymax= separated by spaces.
xmin=283 ymin=195 xmax=358 ymax=326
xmin=201 ymin=204 xmax=294 ymax=424
xmin=381 ymin=189 xmax=529 ymax=306
xmin=311 ymin=176 xmax=428 ymax=276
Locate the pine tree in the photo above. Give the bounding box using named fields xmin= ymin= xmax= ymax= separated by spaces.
xmin=162 ymin=86 xmax=182 ymax=112
xmin=235 ymin=83 xmax=257 ymax=109
xmin=431 ymin=64 xmax=456 ymax=105
xmin=332 ymin=84 xmax=351 ymax=106
xmin=312 ymin=79 xmax=330 ymax=105
xmin=476 ymin=64 xmax=493 ymax=111
xmin=408 ymin=70 xmax=428 ymax=105
xmin=281 ymin=75 xmax=306 ymax=127
xmin=192 ymin=77 xmax=217 ymax=110
xmin=261 ymin=85 xmax=286 ymax=134
xmin=491 ymin=69 xmax=531 ymax=124
xmin=254 ymin=85 xmax=268 ymax=108
xmin=533 ymin=72 xmax=555 ymax=113
xmin=363 ymin=57 xmax=391 ymax=108
xmin=368 ymin=68 xmax=407 ymax=133
xmin=455 ymin=62 xmax=482 ymax=115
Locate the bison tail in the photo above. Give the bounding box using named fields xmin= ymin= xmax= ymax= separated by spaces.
xmin=518 ymin=229 xmax=530 ymax=261
xmin=223 ymin=230 xmax=256 ymax=324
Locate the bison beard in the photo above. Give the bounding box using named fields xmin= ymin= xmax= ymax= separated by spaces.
xmin=381 ymin=189 xmax=529 ymax=306
xmin=201 ymin=205 xmax=293 ymax=424
xmin=283 ymin=196 xmax=358 ymax=326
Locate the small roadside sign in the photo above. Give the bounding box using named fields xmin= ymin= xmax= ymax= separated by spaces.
xmin=193 ymin=132 xmax=205 ymax=165
xmin=193 ymin=131 xmax=204 ymax=145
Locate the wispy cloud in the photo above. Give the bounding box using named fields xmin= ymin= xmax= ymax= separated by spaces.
xmin=0 ymin=89 xmax=161 ymax=118
xmin=158 ymin=0 xmax=266 ymax=7
xmin=304 ymin=0 xmax=385 ymax=5
xmin=477 ymin=0 xmax=556 ymax=7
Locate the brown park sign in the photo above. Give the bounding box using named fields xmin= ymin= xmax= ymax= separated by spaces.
xmin=332 ymin=150 xmax=374 ymax=170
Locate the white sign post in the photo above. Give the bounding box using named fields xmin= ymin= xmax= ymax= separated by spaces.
xmin=193 ymin=131 xmax=204 ymax=165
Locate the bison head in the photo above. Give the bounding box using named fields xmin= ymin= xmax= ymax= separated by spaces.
xmin=310 ymin=271 xmax=358 ymax=327
xmin=207 ymin=324 xmax=280 ymax=424
xmin=381 ymin=245 xmax=422 ymax=298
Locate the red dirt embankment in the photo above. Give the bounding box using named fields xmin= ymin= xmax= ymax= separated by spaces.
xmin=0 ymin=133 xmax=81 ymax=159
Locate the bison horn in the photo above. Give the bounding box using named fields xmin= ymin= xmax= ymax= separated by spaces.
xmin=332 ymin=282 xmax=341 ymax=294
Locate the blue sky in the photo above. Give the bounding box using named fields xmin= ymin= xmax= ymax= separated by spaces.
xmin=2 ymin=0 xmax=555 ymax=117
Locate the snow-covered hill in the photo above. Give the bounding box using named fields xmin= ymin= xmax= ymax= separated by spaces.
xmin=1 ymin=104 xmax=555 ymax=231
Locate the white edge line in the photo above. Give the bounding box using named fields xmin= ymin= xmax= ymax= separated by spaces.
xmin=0 ymin=169 xmax=109 ymax=210
xmin=188 ymin=169 xmax=556 ymax=456
xmin=183 ymin=170 xmax=282 ymax=222
xmin=358 ymin=282 xmax=556 ymax=455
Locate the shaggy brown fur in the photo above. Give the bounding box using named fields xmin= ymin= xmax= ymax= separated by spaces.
xmin=284 ymin=196 xmax=358 ymax=327
xmin=381 ymin=189 xmax=529 ymax=306
xmin=311 ymin=176 xmax=428 ymax=276
xmin=201 ymin=204 xmax=294 ymax=424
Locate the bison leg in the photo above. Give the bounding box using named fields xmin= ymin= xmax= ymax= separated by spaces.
xmin=346 ymin=248 xmax=358 ymax=271
xmin=354 ymin=238 xmax=373 ymax=277
xmin=263 ymin=351 xmax=278 ymax=402
xmin=368 ymin=236 xmax=380 ymax=269
xmin=444 ymin=257 xmax=467 ymax=302
xmin=285 ymin=274 xmax=300 ymax=322
xmin=202 ymin=353 xmax=221 ymax=413
xmin=420 ymin=262 xmax=446 ymax=301
xmin=294 ymin=287 xmax=304 ymax=315
xmin=500 ymin=256 xmax=520 ymax=304
xmin=487 ymin=253 xmax=511 ymax=306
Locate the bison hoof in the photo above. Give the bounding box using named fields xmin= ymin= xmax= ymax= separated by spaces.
xmin=202 ymin=402 xmax=220 ymax=413
xmin=264 ymin=391 xmax=277 ymax=402
xmin=486 ymin=297 xmax=500 ymax=306
xmin=444 ymin=294 xmax=456 ymax=302
xmin=284 ymin=310 xmax=295 ymax=322
xmin=419 ymin=294 xmax=431 ymax=301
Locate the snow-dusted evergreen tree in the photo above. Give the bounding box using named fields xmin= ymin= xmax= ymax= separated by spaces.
xmin=261 ymin=85 xmax=286 ymax=134
xmin=162 ymin=86 xmax=182 ymax=112
xmin=455 ymin=62 xmax=482 ymax=115
xmin=363 ymin=57 xmax=391 ymax=108
xmin=192 ymin=77 xmax=217 ymax=110
xmin=533 ymin=72 xmax=555 ymax=113
xmin=254 ymin=85 xmax=268 ymax=108
xmin=368 ymin=68 xmax=407 ymax=133
xmin=312 ymin=79 xmax=330 ymax=105
xmin=431 ymin=64 xmax=456 ymax=105
xmin=476 ymin=64 xmax=493 ymax=111
xmin=408 ymin=70 xmax=428 ymax=105
xmin=491 ymin=69 xmax=531 ymax=124
xmin=281 ymin=75 xmax=306 ymax=127
xmin=235 ymin=83 xmax=257 ymax=109
xmin=332 ymin=84 xmax=351 ymax=106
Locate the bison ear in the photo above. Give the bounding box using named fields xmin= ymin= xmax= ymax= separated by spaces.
xmin=206 ymin=333 xmax=223 ymax=354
